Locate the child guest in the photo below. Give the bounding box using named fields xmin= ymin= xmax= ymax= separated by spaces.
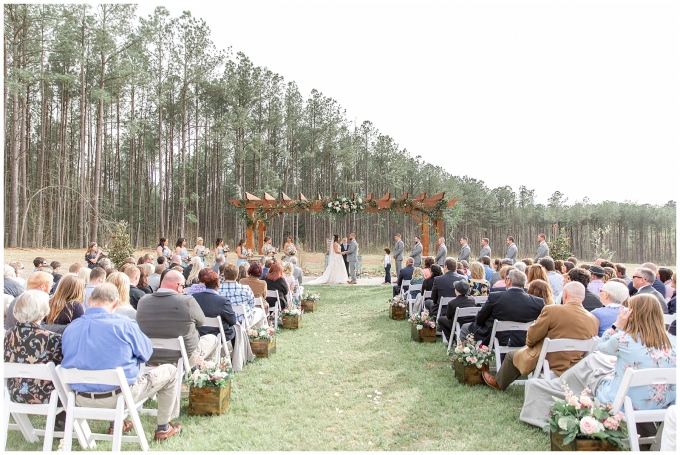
xmin=383 ymin=248 xmax=392 ymax=285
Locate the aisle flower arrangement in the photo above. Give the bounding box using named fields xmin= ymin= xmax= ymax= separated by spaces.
xmin=409 ymin=309 xmax=436 ymax=342
xmin=187 ymin=358 xmax=233 ymax=416
xmin=323 ymin=196 xmax=365 ymax=217
xmin=248 ymin=326 xmax=276 ymax=342
xmin=302 ymin=292 xmax=320 ymax=302
xmin=545 ymin=384 xmax=628 ymax=450
xmin=388 ymin=295 xmax=407 ymax=320
xmin=408 ymin=309 xmax=435 ymax=330
xmin=451 ymin=334 xmax=493 ymax=369
xmin=281 ymin=305 xmax=303 ymax=329
xmin=248 ymin=326 xmax=277 ymax=358
xmin=187 ymin=358 xmax=232 ymax=389
xmin=388 ymin=295 xmax=406 ymax=308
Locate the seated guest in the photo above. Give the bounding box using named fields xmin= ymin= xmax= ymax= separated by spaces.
xmin=282 ymin=262 xmax=297 ymax=301
xmin=260 ymin=259 xmax=273 ymax=280
xmin=184 ymin=256 xmax=203 ymax=284
xmin=514 ymin=262 xmax=527 ymax=274
xmin=490 ymin=259 xmax=513 ymax=287
xmin=659 ymin=267 xmax=674 ymax=301
xmin=120 ymin=265 xmax=146 ymax=309
xmin=427 ymin=258 xmax=466 ymax=317
xmin=521 ymin=258 xmax=533 ymax=267
xmin=491 ymin=265 xmax=513 ymax=290
xmin=50 ymin=261 xmax=63 ymax=293
xmin=192 ymin=269 xmax=236 ymax=343
xmin=137 ymin=265 xmax=154 ymax=294
xmin=393 ymin=257 xmax=415 ymax=297
xmin=45 ymin=275 xmax=85 ymax=326
xmin=9 ymin=261 xmax=26 ymax=288
xmin=4 ymin=264 xmax=25 ymax=297
xmin=460 ymin=269 xmax=544 ymax=347
xmin=147 ymin=265 xmax=164 ymax=292
xmin=106 ymin=272 xmax=137 ymax=320
xmin=668 ymin=273 xmax=676 ymax=315
xmin=539 ymin=257 xmax=563 ymax=298
xmin=289 ymin=257 xmax=304 ymax=295
xmin=77 ymin=267 xmax=91 ymax=285
xmin=520 ymin=294 xmax=676 ymax=429
xmin=409 ymin=267 xmax=425 ymax=299
xmin=527 ymin=280 xmax=554 ymax=305
xmin=157 ymin=255 xmax=167 ymax=269
xmin=587 ymin=265 xmax=606 ymax=294
xmin=422 ymin=257 xmax=435 ymax=279
xmin=457 ymin=260 xmax=470 ymax=278
xmin=614 ymin=263 xmax=630 ymax=283
xmin=591 ymin=281 xmax=629 ymax=336
xmin=136 ymin=270 xmax=218 ymax=367
xmin=437 ymin=281 xmax=476 ymax=342
xmin=211 ymin=254 xmax=226 ymax=274
xmin=4 ymin=290 xmax=66 ymax=429
xmin=631 ymin=267 xmax=669 ymax=313
xmin=567 ymin=267 xmax=602 ymax=312
xmin=83 ymin=267 xmax=106 ymax=309
xmin=481 ymin=256 xmax=494 ymax=282
xmin=628 ymin=262 xmax=668 ymax=297
xmin=526 ymin=264 xmax=548 ymax=285
xmin=5 ymin=271 xmax=54 ymax=330
xmin=483 ymin=281 xmax=598 ymax=391
xmin=263 ymin=261 xmax=289 ymax=311
xmin=240 ymin=262 xmax=268 ymax=302
xmin=219 ymin=264 xmax=267 ymax=327
xmin=422 ymin=264 xmax=442 ymax=294
xmin=237 ymin=263 xmax=248 ymax=282
xmin=61 ymin=283 xmax=181 ymax=441
xmin=468 ymin=262 xmax=489 ymax=296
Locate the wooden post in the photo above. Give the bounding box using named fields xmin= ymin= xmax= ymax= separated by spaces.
xmin=257 ymin=222 xmax=266 ymax=255
xmin=436 ymin=217 xmax=444 ymax=240
xmin=246 ymin=209 xmax=256 ymax=251
xmin=421 ymin=213 xmax=429 ymax=256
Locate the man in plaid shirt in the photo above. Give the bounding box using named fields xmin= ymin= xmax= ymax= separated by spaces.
xmin=218 ymin=264 xmax=267 ymax=327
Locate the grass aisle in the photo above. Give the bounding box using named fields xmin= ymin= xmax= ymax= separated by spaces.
xmin=6 ymin=285 xmax=549 ymax=451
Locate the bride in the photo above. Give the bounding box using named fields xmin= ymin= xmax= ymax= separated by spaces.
xmin=308 ymin=234 xmax=349 ymax=285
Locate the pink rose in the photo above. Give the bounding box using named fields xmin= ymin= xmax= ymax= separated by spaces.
xmin=579 ymin=416 xmax=604 ymax=435
xmin=568 ymin=396 xmax=581 ymax=408
xmin=603 ymin=416 xmax=619 ymax=431
xmin=579 ymin=395 xmax=593 ymax=407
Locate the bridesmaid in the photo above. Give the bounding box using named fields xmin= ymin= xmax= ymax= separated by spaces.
xmin=175 ymin=237 xmax=190 ymax=267
xmin=214 ymin=238 xmax=228 ymax=264
xmin=193 ymin=237 xmax=209 ymax=268
xmin=235 ymin=238 xmax=249 ymax=267
xmin=260 ymin=236 xmax=277 ymax=262
xmin=283 ymin=236 xmax=297 ymax=261
xmin=156 ymin=237 xmax=172 ymax=261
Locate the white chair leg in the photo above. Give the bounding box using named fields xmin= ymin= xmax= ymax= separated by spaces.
xmin=1 ymin=390 xmax=9 ymax=450
xmin=42 ymin=390 xmax=59 ymax=451
xmin=12 ymin=413 xmax=38 ymax=443
xmin=62 ymin=393 xmax=75 ymax=452
xmin=111 ymin=397 xmax=125 ymax=452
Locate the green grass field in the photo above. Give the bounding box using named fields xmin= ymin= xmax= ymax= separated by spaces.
xmin=6 ymin=285 xmax=549 ymax=451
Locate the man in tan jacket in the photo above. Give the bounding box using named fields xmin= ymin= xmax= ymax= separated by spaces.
xmin=482 ymin=281 xmax=599 ymax=391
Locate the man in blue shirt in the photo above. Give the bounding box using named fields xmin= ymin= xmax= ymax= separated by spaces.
xmin=481 ymin=256 xmax=494 ymax=282
xmin=61 ymin=283 xmax=182 ymax=441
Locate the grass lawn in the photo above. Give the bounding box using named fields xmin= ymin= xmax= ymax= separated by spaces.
xmin=5 ymin=285 xmax=549 ymax=451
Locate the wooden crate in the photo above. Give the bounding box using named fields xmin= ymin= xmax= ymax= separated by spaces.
xmin=453 ymin=361 xmax=489 ymax=386
xmin=410 ymin=324 xmax=436 ymax=343
xmin=550 ymin=431 xmax=620 ymax=451
xmin=301 ymin=299 xmax=317 ymax=312
xmin=250 ymin=337 xmax=276 ymax=358
xmin=188 ymin=381 xmax=231 ymax=416
xmin=282 ymin=314 xmax=302 ymax=329
xmin=389 ymin=306 xmax=407 ymax=320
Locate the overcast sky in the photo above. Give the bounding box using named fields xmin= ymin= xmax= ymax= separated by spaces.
xmin=136 ymin=0 xmax=679 ymax=206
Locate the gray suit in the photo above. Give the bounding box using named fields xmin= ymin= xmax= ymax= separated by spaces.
xmin=458 ymin=244 xmax=470 ymax=262
xmin=505 ymin=243 xmax=518 ymax=264
xmin=435 ymin=244 xmax=447 ymax=266
xmin=479 ymin=245 xmax=491 ymax=261
xmin=393 ymin=239 xmax=404 ymax=278
xmin=535 ymin=241 xmax=549 ymax=262
xmin=636 ymin=285 xmax=669 ymax=313
xmin=346 ymin=239 xmax=358 ymax=282
xmin=410 ymin=242 xmax=423 ymax=267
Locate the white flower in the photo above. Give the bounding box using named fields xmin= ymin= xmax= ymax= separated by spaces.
xmin=327 ymin=202 xmax=332 ymax=208
xmin=357 ymin=197 xmax=362 ymax=203
xmin=416 ymin=324 xmax=423 ymax=330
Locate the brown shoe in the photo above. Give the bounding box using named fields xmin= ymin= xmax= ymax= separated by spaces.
xmin=349 ymin=281 xmax=357 ymax=285
xmin=154 ymin=422 xmax=182 ymax=441
xmin=482 ymin=371 xmax=502 ymax=391
xmin=109 ymin=419 xmax=133 ymax=435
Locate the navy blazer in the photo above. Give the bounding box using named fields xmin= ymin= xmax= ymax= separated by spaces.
xmin=192 ymin=291 xmax=237 ymax=341
xmin=431 ymin=271 xmax=466 ymax=317
xmin=471 ymin=287 xmax=544 ymax=347
xmin=397 ymin=265 xmax=414 ymax=288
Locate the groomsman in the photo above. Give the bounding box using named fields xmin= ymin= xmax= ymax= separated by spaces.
xmin=435 ymin=237 xmax=447 ymax=266
xmin=458 ymin=237 xmax=470 ymax=263
xmin=478 ymin=238 xmax=491 ymax=261
xmin=393 ymin=234 xmax=404 ymax=278
xmin=505 ymin=236 xmax=518 ymax=264
xmin=340 ymin=237 xmax=350 ymax=276
xmin=410 ymin=236 xmax=423 ymax=267
xmin=534 ymin=233 xmax=549 ymax=262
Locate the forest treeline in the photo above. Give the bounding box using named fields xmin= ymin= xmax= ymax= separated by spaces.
xmin=4 ymin=4 xmax=676 ymax=264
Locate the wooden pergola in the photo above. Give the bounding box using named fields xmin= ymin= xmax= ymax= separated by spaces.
xmin=229 ymin=191 xmax=459 ymax=256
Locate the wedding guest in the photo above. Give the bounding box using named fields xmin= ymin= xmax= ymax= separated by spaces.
xmin=4 ymin=264 xmax=24 ymax=297
xmin=468 ymin=262 xmax=490 ymax=296
xmin=437 ymin=280 xmax=476 ymax=342
xmin=46 ymin=275 xmax=85 ymax=326
xmin=422 ymin=257 xmax=435 ymax=279
xmin=77 ymin=267 xmax=91 ymax=285
xmin=147 ymin=265 xmax=164 ymax=292
xmin=539 ymin=257 xmax=562 ymax=298
xmin=527 ymin=280 xmax=554 ymax=305
xmin=237 ymin=263 xmax=248 ymax=282
xmin=185 ymin=257 xmax=204 ymax=285
xmin=491 ymin=266 xmax=513 ymax=289
xmin=9 ymin=261 xmax=26 ymax=288
xmin=219 ymin=264 xmax=266 ymax=327
xmin=83 ymin=267 xmax=106 ymax=309
xmin=659 ymin=267 xmax=675 ymax=300
xmin=193 ymin=269 xmax=237 ymax=343
xmin=212 ymin=254 xmax=226 ymax=274
xmin=603 ymin=267 xmax=617 ymax=283
xmin=193 ymin=237 xmax=209 ymax=268
xmin=561 ymin=261 xmax=575 ymax=273
xmin=263 ymin=261 xmax=289 ymax=311
xmin=241 ymin=262 xmax=267 ymax=301
xmin=526 ymin=264 xmax=548 ymax=285
xmin=106 ymin=271 xmax=137 ymax=319
xmin=481 ymin=256 xmax=494 ymax=282
xmin=423 ymin=264 xmax=442 ymax=293
xmin=137 ymin=264 xmax=154 ymax=294
xmin=175 ymin=237 xmax=190 ymax=267
xmin=260 ymin=258 xmax=273 ymax=280
xmin=521 ymin=258 xmax=533 ymax=267
xmin=289 ymin=257 xmax=304 ymax=292
xmin=382 ymin=248 xmax=392 ymax=285
xmin=592 ymin=280 xmax=629 ymax=336
xmin=668 ymin=273 xmax=676 ymax=315
xmin=409 ymin=267 xmax=425 ymax=299
xmin=5 ymin=271 xmax=54 ymax=330
xmin=283 ymin=262 xmax=296 ymax=302
xmin=567 ymin=267 xmax=602 ymax=311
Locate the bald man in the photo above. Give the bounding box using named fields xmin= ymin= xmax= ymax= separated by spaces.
xmin=482 ymin=281 xmax=599 ymax=391
xmin=136 ymin=270 xmax=219 ymax=367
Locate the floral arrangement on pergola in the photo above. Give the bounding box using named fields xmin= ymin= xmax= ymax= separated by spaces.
xmin=230 ymin=191 xmax=459 ymax=255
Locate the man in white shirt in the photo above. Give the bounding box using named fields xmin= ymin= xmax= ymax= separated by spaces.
xmin=539 ymin=257 xmax=563 ymax=298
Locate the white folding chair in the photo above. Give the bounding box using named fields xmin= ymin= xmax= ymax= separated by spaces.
xmin=406 ymin=283 xmax=423 ymax=315
xmin=399 ymin=280 xmax=411 ymax=301
xmin=531 ymin=337 xmax=600 ymax=380
xmin=611 ymin=368 xmax=677 ymax=451
xmin=473 ymin=296 xmax=488 ymax=305
xmin=2 ymin=362 xmax=90 ymax=451
xmin=489 ymin=319 xmax=534 ymax=383
xmin=423 ymin=290 xmax=432 ymax=300
xmin=56 ymin=366 xmax=149 ymax=451
xmin=663 ymin=313 xmax=676 ymax=327
xmin=435 ymin=296 xmax=455 ymax=340
xmin=446 ymin=306 xmax=482 ymax=354
xmin=266 ymin=290 xmax=280 ymax=329
xmin=140 ymin=336 xmax=190 ymax=415
xmin=203 ymin=316 xmax=232 ymax=364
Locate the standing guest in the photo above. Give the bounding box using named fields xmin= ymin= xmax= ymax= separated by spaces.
xmin=410 ymin=236 xmax=423 ymax=268
xmin=147 ymin=265 xmax=164 ymax=292
xmin=219 ymin=263 xmax=267 ymax=327
xmin=478 ymin=238 xmax=491 ymax=262
xmin=481 ymin=256 xmax=494 ymax=282
xmin=382 ymin=248 xmax=392 ymax=285
xmin=137 ymin=270 xmax=218 ymax=367
xmin=631 ymin=267 xmax=669 ymax=313
xmin=4 ymin=264 xmax=24 ymax=297
xmin=393 ymin=257 xmax=415 ymax=297
xmin=61 ymin=283 xmax=182 ymax=441
xmin=422 ymin=256 xmax=435 ymax=279
xmin=4 ymin=290 xmax=66 ymax=429
xmin=157 ymin=237 xmax=172 ymax=260
xmin=504 ymin=236 xmax=518 ymax=264
xmin=615 ymin=263 xmax=631 ymax=284
xmin=185 ymin=256 xmax=204 ymax=285
xmin=468 ymin=262 xmax=490 ymax=296
xmin=85 ymin=243 xmax=103 ymax=269
xmin=214 ymin=238 xmax=227 ymax=263
xmin=212 ymin=254 xmax=226 ymax=274
xmin=592 ymin=281 xmax=629 ymax=336
xmin=175 ymin=237 xmax=190 ymax=267
xmin=240 ymin=262 xmax=268 ymax=302
xmin=263 ymin=261 xmax=289 ymax=311
xmin=458 ymin=237 xmax=471 ymax=263
xmin=193 ymin=237 xmax=209 ymax=268
xmin=567 ymin=268 xmax=602 ymax=312
xmin=137 ymin=265 xmax=154 ymax=294
xmin=659 ymin=267 xmax=675 ymax=300
xmin=45 ymin=275 xmax=85 ymax=326
xmin=587 ymin=265 xmax=606 ymax=294
xmin=8 ymin=261 xmax=26 ymax=288
xmin=83 ymin=267 xmax=106 ymax=309
xmin=192 ymin=269 xmax=237 ymax=343
xmin=235 ymin=238 xmax=249 ymax=267
xmin=437 ymin=280 xmax=476 ymax=343
xmin=539 ymin=257 xmax=563 ymax=298
xmin=237 ymin=263 xmax=248 ymax=282
xmin=423 ymin=264 xmax=443 ymax=293
xmin=534 ymin=234 xmax=549 ymax=262
xmin=526 ymin=264 xmax=548 ymax=285
xmin=435 ymin=237 xmax=447 ymax=266
xmin=393 ymin=234 xmax=404 ymax=279
xmin=527 ymin=280 xmax=555 ymax=305
xmin=106 ymin=272 xmax=137 ymax=319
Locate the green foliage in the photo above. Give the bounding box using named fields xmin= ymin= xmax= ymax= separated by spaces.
xmin=106 ymin=220 xmax=135 ymax=268
xmin=548 ymin=229 xmax=573 ymax=261
xmin=590 ymin=226 xmax=616 ymax=261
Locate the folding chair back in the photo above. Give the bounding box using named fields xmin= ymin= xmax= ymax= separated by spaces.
xmin=532 ymin=337 xmax=600 ymax=379
xmin=203 ymin=316 xmax=231 ymax=363
xmin=663 ymin=313 xmax=675 ymax=327
xmin=489 ymin=319 xmax=534 ymax=382
xmin=423 ymin=290 xmax=432 ymax=300
xmin=56 ymin=366 xmax=149 ymax=451
xmin=435 ymin=296 xmax=455 ymax=339
xmin=266 ymin=290 xmax=280 ymax=329
xmin=473 ymin=296 xmax=488 ymax=305
xmin=612 ymin=368 xmax=677 ymax=451
xmin=406 ymin=283 xmax=422 ymax=315
xmin=447 ymin=306 xmax=482 ymax=353
xmin=140 ymin=336 xmax=190 ymax=413
xmin=400 ymin=280 xmax=411 ymax=300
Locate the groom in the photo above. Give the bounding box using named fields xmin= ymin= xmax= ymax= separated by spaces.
xmin=343 ymin=233 xmax=358 ymax=284
xmin=340 ymin=237 xmax=350 ymax=276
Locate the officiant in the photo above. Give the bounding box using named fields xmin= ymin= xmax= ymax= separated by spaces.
xmin=340 ymin=237 xmax=350 ymax=275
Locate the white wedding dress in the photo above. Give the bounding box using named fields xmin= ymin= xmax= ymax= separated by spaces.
xmin=308 ymin=241 xmax=349 ymax=285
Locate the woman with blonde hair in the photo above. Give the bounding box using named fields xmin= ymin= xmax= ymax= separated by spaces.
xmin=602 ymin=266 xmax=617 ymax=283
xmin=468 ymin=262 xmax=489 ymax=296
xmin=106 ymin=272 xmax=136 ymax=319
xmin=77 ymin=267 xmax=91 ymax=284
xmin=527 ymin=280 xmax=554 ymax=305
xmin=282 ymin=262 xmax=296 ymax=303
xmin=526 ymin=264 xmax=548 ymax=284
xmin=45 ymin=275 xmax=85 ymax=325
xmin=193 ymin=237 xmax=209 ymax=268
xmin=492 ymin=266 xmax=512 ymax=289
xmin=186 ymin=256 xmax=204 ymax=286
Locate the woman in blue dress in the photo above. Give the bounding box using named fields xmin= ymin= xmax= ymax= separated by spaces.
xmin=156 ymin=237 xmax=172 ymax=261
xmin=175 ymin=237 xmax=190 ymax=267
xmin=235 ymin=238 xmax=249 ymax=267
xmin=214 ymin=237 xmax=228 ymax=264
xmin=193 ymin=237 xmax=209 ymax=268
